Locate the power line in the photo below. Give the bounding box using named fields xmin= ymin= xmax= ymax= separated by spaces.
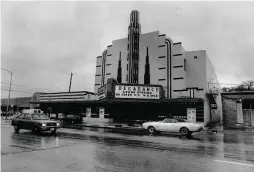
xmin=0 ymin=81 xmax=56 ymax=92
xmin=1 ymin=87 xmax=34 ymax=93
xmin=1 ymin=88 xmax=33 ymax=94
xmin=1 ymin=86 xmax=35 ymax=93
xmin=1 ymin=83 xmax=50 ymax=93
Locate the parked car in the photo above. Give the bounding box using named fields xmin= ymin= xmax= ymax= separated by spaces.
xmin=11 ymin=113 xmax=60 ymax=135
xmin=142 ymin=118 xmax=203 ymax=136
xmin=61 ymin=114 xmax=83 ymax=124
xmin=1 ymin=111 xmax=13 ymax=117
xmin=1 ymin=111 xmax=7 ymax=116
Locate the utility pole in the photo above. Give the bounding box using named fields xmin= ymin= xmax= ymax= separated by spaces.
xmin=1 ymin=68 xmax=13 ymax=117
xmin=7 ymin=72 xmax=13 ymax=114
xmin=69 ymin=72 xmax=73 ymax=92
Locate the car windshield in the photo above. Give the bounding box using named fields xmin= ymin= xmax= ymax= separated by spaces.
xmin=32 ymin=113 xmax=49 ymax=120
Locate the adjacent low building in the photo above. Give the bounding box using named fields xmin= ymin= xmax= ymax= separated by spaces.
xmin=221 ymin=91 xmax=254 ymax=129
xmin=1 ymin=96 xmax=36 ymax=112
xmin=31 ymin=91 xmax=97 ymax=115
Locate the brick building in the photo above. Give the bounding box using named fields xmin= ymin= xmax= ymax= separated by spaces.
xmin=221 ymin=92 xmax=254 ymax=129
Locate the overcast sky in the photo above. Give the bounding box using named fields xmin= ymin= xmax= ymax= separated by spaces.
xmin=1 ymin=1 xmax=254 ymax=98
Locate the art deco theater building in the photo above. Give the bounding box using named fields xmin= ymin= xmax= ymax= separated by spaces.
xmin=94 ymin=10 xmax=222 ymax=125
xmin=31 ymin=10 xmax=222 ymax=126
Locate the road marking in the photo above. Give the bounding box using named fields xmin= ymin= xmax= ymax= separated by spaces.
xmin=215 ymin=160 xmax=254 ymax=167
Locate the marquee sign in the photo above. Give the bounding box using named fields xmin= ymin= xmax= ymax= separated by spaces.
xmin=114 ymin=85 xmax=160 ymax=99
xmin=98 ymin=85 xmax=106 ymax=100
xmin=98 ymin=85 xmax=106 ymax=95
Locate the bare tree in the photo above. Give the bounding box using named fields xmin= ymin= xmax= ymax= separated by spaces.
xmin=242 ymin=80 xmax=254 ymax=91
xmin=222 ymin=80 xmax=254 ymax=92
xmin=222 ymin=87 xmax=229 ymax=92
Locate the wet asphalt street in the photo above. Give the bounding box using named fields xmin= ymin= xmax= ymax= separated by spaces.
xmin=1 ymin=121 xmax=254 ymax=172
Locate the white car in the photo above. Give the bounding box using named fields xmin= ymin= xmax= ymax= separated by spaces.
xmin=142 ymin=118 xmax=203 ymax=136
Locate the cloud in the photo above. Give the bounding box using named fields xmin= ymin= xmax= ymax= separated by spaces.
xmin=1 ymin=1 xmax=254 ymax=98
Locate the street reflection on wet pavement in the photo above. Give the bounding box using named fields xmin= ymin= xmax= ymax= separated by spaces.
xmin=1 ymin=122 xmax=254 ymax=172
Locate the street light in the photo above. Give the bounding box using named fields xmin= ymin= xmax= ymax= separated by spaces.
xmin=1 ymin=68 xmax=13 ymax=115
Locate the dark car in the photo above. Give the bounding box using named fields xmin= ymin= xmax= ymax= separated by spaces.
xmin=1 ymin=111 xmax=13 ymax=117
xmin=11 ymin=113 xmax=60 ymax=135
xmin=61 ymin=114 xmax=83 ymax=124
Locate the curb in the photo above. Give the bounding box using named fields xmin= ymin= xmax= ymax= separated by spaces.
xmin=62 ymin=124 xmax=145 ymax=132
xmin=64 ymin=124 xmax=254 ymax=134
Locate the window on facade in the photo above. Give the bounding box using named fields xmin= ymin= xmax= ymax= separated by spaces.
xmin=184 ymin=59 xmax=186 ymax=71
xmin=126 ymin=74 xmax=128 ymax=81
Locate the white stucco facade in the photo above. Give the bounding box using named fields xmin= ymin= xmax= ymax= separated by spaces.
xmin=94 ymin=30 xmax=221 ymax=125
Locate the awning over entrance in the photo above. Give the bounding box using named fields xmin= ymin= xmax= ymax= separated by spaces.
xmin=30 ymin=97 xmax=203 ymax=105
xmin=31 ymin=97 xmax=204 ymax=122
xmin=96 ymin=98 xmax=203 ymax=104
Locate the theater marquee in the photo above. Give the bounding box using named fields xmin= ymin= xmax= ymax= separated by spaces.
xmin=114 ymin=85 xmax=160 ymax=99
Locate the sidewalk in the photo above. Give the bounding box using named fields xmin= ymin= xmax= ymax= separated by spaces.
xmin=2 ymin=117 xmax=253 ymax=133
xmin=62 ymin=122 xmax=145 ymax=132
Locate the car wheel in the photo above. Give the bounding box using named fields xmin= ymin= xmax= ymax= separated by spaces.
xmin=51 ymin=129 xmax=57 ymax=135
xmin=180 ymin=127 xmax=189 ymax=136
xmin=147 ymin=126 xmax=156 ymax=134
xmin=33 ymin=126 xmax=40 ymax=135
xmin=14 ymin=125 xmax=19 ymax=133
xmin=31 ymin=126 xmax=37 ymax=133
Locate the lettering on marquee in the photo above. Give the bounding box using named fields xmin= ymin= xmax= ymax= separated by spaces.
xmin=115 ymin=85 xmax=160 ymax=99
